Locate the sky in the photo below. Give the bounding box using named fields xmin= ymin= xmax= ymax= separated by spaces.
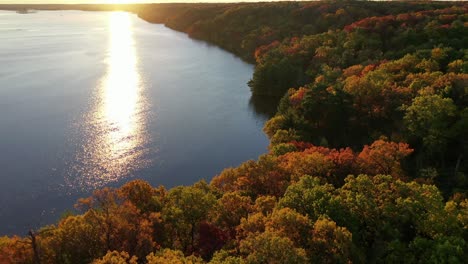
xmin=0 ymin=0 xmax=291 ymax=4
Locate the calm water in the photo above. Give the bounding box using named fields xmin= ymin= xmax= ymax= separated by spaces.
xmin=0 ymin=10 xmax=270 ymax=235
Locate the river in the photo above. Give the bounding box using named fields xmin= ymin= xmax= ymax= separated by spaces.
xmin=0 ymin=10 xmax=270 ymax=235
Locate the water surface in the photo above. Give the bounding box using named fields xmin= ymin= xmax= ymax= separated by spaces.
xmin=0 ymin=10 xmax=269 ymax=235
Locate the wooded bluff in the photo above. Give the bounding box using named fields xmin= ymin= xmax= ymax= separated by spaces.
xmin=0 ymin=1 xmax=467 ymax=263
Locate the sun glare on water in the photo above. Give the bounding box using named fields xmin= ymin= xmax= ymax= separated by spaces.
xmin=105 ymin=12 xmax=139 ymax=138
xmin=69 ymin=12 xmax=150 ymax=189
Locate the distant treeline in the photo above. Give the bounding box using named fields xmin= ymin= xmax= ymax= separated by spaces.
xmin=1 ymin=1 xmax=467 ymax=263
xmin=136 ymin=1 xmax=463 ymax=62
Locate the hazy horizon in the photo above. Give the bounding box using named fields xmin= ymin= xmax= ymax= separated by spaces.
xmin=1 ymin=0 xmax=293 ymax=4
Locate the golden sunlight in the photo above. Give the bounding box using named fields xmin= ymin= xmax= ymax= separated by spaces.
xmin=106 ymin=0 xmax=137 ymax=4
xmin=71 ymin=12 xmax=149 ymax=189
xmin=104 ymin=11 xmax=139 ymax=140
xmin=98 ymin=11 xmax=147 ymax=181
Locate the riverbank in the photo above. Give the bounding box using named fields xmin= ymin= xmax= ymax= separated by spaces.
xmin=1 ymin=2 xmax=466 ymax=262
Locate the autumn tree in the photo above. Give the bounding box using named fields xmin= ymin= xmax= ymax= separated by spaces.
xmin=404 ymin=94 xmax=457 ymax=153
xmin=308 ymin=217 xmax=353 ymax=264
xmin=146 ymin=249 xmax=204 ymax=264
xmin=91 ymin=251 xmax=138 ymax=264
xmin=162 ymin=182 xmax=216 ymax=254
xmin=239 ymin=231 xmax=309 ymax=264
xmin=278 ymin=176 xmax=340 ymax=222
xmin=357 ymin=139 xmax=413 ymax=178
xmin=265 ymin=208 xmax=312 ymax=247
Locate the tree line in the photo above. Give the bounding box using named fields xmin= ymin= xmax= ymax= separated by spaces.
xmin=1 ymin=1 xmax=467 ymax=263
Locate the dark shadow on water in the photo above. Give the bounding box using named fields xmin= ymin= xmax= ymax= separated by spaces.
xmin=249 ymin=94 xmax=281 ymax=121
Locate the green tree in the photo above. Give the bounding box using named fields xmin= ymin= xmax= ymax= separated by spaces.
xmin=92 ymin=251 xmax=138 ymax=264
xmin=403 ymin=94 xmax=457 ymax=154
xmin=308 ymin=217 xmax=353 ymax=264
xmin=239 ymin=231 xmax=309 ymax=264
xmin=146 ymin=249 xmax=205 ymax=264
xmin=278 ymin=176 xmax=338 ymax=222
xmin=163 ymin=183 xmax=217 ymax=254
xmin=265 ymin=208 xmax=312 ymax=247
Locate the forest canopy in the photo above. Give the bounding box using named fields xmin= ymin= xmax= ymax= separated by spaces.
xmin=1 ymin=1 xmax=467 ymax=263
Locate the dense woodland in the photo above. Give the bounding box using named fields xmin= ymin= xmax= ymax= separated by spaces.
xmin=1 ymin=1 xmax=467 ymax=263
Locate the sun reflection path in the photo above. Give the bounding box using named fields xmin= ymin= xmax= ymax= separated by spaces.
xmin=68 ymin=12 xmax=150 ymax=190
xmin=104 ymin=12 xmax=141 ymax=157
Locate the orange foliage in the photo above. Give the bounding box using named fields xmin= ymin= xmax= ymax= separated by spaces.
xmin=342 ymin=65 xmax=364 ymax=78
xmin=344 ymin=6 xmax=467 ymax=33
xmin=290 ymin=87 xmax=308 ymax=106
xmin=279 ymin=144 xmax=357 ymax=185
xmin=254 ymin=41 xmax=280 ymax=61
xmin=279 ymin=151 xmax=334 ymax=181
xmin=212 ymin=156 xmax=290 ymax=197
xmin=0 ymin=236 xmax=33 ymax=264
xmin=358 ymin=140 xmax=413 ymax=178
xmin=290 ymin=141 xmax=316 ymax=151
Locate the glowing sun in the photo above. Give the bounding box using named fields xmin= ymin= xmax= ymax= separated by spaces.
xmin=107 ymin=0 xmax=137 ymax=3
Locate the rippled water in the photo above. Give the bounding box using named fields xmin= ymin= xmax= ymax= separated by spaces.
xmin=0 ymin=10 xmax=270 ymax=235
